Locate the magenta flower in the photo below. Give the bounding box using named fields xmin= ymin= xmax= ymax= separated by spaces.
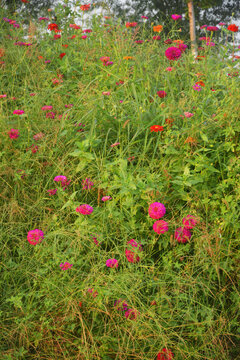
xmin=114 ymin=299 xmax=129 ymax=311
xmin=175 ymin=227 xmax=191 ymax=243
xmin=157 ymin=90 xmax=167 ymax=98
xmin=102 ymin=196 xmax=112 ymax=202
xmin=125 ymin=308 xmax=139 ymax=320
xmin=13 ymin=109 xmax=24 ymax=115
xmin=153 ymin=36 xmax=161 ymax=40
xmin=82 ymin=178 xmax=94 ymax=190
xmin=148 ymin=202 xmax=166 ymax=219
xmin=27 ymin=229 xmax=44 ymax=245
xmin=127 ymin=239 xmax=143 ymax=251
xmin=200 ymin=25 xmax=207 ymax=29
xmin=106 ymin=258 xmax=118 ymax=268
xmin=60 ymin=262 xmax=73 ymax=270
xmin=182 ymin=215 xmax=197 ymax=229
xmin=46 ymin=112 xmax=55 ymax=119
xmin=33 ymin=132 xmax=44 ymax=141
xmin=219 ymin=22 xmax=226 ymax=26
xmin=47 ymin=189 xmax=57 ymax=196
xmin=141 ymin=16 xmax=148 ymax=19
xmin=8 ymin=129 xmax=19 ymax=139
xmin=81 ymin=35 xmax=87 ymax=39
xmin=178 ymin=43 xmax=188 ymax=53
xmin=171 ymin=14 xmax=182 ymax=20
xmin=87 ymin=288 xmax=98 ymax=297
xmin=0 ymin=94 xmax=7 ymax=98
xmin=193 ymin=84 xmax=202 ymax=91
xmin=41 ymin=105 xmax=53 ymax=111
xmin=165 ymin=47 xmax=182 ymax=60
xmin=30 ymin=93 xmax=36 ymax=96
xmin=76 ymin=204 xmax=93 ymax=215
xmin=125 ymin=249 xmax=140 ymax=263
xmin=153 ymin=220 xmax=169 ymax=234
xmin=207 ymin=26 xmax=219 ymax=31
xmin=110 ymin=142 xmax=120 ymax=147
xmin=54 ymin=175 xmax=71 ymax=189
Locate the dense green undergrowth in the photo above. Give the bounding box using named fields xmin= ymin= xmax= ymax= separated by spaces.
xmin=0 ymin=3 xmax=240 ymax=360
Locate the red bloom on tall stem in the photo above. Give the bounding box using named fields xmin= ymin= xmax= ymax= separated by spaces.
xmin=227 ymin=24 xmax=238 ymax=32
xmin=150 ymin=125 xmax=164 ymax=132
xmin=48 ymin=23 xmax=59 ymax=31
xmin=80 ymin=4 xmax=90 ymax=11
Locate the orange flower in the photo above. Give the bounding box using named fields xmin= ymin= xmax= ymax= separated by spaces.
xmin=123 ymin=56 xmax=134 ymax=60
xmin=150 ymin=125 xmax=164 ymax=132
xmin=38 ymin=56 xmax=43 ymax=59
xmin=153 ymin=25 xmax=163 ymax=32
xmin=0 ymin=48 xmax=5 ymax=58
xmin=48 ymin=23 xmax=58 ymax=31
xmin=165 ymin=118 xmax=174 ymax=126
xmin=173 ymin=39 xmax=184 ymax=44
xmin=184 ymin=137 xmax=197 ymax=145
xmin=196 ymin=80 xmax=205 ymax=87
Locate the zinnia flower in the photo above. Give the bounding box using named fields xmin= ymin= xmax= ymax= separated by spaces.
xmin=41 ymin=105 xmax=53 ymax=111
xmin=150 ymin=125 xmax=164 ymax=132
xmin=171 ymin=14 xmax=182 ymax=20
xmin=114 ymin=299 xmax=128 ymax=311
xmin=102 ymin=196 xmax=112 ymax=201
xmin=157 ymin=348 xmax=174 ymax=360
xmin=47 ymin=188 xmax=57 ymax=196
xmin=184 ymin=112 xmax=194 ymax=118
xmin=165 ymin=47 xmax=182 ymax=60
xmin=13 ymin=109 xmax=24 ymax=115
xmin=125 ymin=249 xmax=140 ymax=263
xmin=80 ymin=4 xmax=90 ymax=11
xmin=60 ymin=262 xmax=73 ymax=270
xmin=76 ymin=204 xmax=93 ymax=215
xmin=153 ymin=25 xmax=163 ymax=32
xmin=227 ymin=24 xmax=238 ymax=32
xmin=60 ymin=53 xmax=66 ymax=59
xmin=106 ymin=258 xmax=118 ymax=268
xmin=148 ymin=202 xmax=166 ymax=219
xmin=27 ymin=229 xmax=44 ymax=245
xmin=8 ymin=129 xmax=19 ymax=139
xmin=126 ymin=22 xmax=137 ymax=28
xmin=157 ymin=90 xmax=167 ymax=98
xmin=48 ymin=23 xmax=59 ymax=31
xmin=175 ymin=227 xmax=191 ymax=243
xmin=182 ymin=215 xmax=197 ymax=229
xmin=124 ymin=308 xmax=139 ymax=320
xmin=207 ymin=26 xmax=219 ymax=31
xmin=153 ymin=220 xmax=168 ymax=234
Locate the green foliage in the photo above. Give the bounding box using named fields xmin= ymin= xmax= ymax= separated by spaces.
xmin=0 ymin=3 xmax=239 ymax=360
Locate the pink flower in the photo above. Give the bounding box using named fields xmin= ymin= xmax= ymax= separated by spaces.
xmin=182 ymin=215 xmax=197 ymax=229
xmin=165 ymin=47 xmax=182 ymax=60
xmin=200 ymin=25 xmax=207 ymax=29
xmin=30 ymin=145 xmax=38 ymax=154
xmin=141 ymin=16 xmax=148 ymax=19
xmin=65 ymin=104 xmax=73 ymax=108
xmin=60 ymin=262 xmax=73 ymax=270
xmin=102 ymin=91 xmax=111 ymax=96
xmin=157 ymin=90 xmax=167 ymax=98
xmin=87 ymin=288 xmax=98 ymax=297
xmin=33 ymin=132 xmax=44 ymax=141
xmin=0 ymin=94 xmax=7 ymax=98
xmin=76 ymin=204 xmax=93 ymax=215
xmin=207 ymin=26 xmax=219 ymax=31
xmin=153 ymin=36 xmax=161 ymax=40
xmin=46 ymin=112 xmax=55 ymax=119
xmin=81 ymin=35 xmax=87 ymax=39
xmin=82 ymin=29 xmax=92 ymax=33
xmin=13 ymin=109 xmax=24 ymax=115
xmin=114 ymin=299 xmax=128 ymax=311
xmin=171 ymin=14 xmax=182 ymax=20
xmin=193 ymin=84 xmax=202 ymax=91
xmin=106 ymin=258 xmax=118 ymax=268
xmin=127 ymin=239 xmax=143 ymax=251
xmin=184 ymin=112 xmax=194 ymax=118
xmin=125 ymin=249 xmax=140 ymax=263
xmin=166 ymin=67 xmax=174 ymax=71
xmin=47 ymin=188 xmax=57 ymax=196
xmin=8 ymin=129 xmax=19 ymax=139
xmin=30 ymin=93 xmax=36 ymax=96
xmin=110 ymin=142 xmax=120 ymax=147
xmin=148 ymin=202 xmax=166 ymax=219
xmin=175 ymin=227 xmax=191 ymax=243
xmin=82 ymin=178 xmax=94 ymax=190
xmin=153 ymin=220 xmax=168 ymax=234
xmin=124 ymin=308 xmax=139 ymax=320
xmin=27 ymin=229 xmax=44 ymax=245
xmin=219 ymin=22 xmax=226 ymax=26
xmin=177 ymin=43 xmax=188 ymax=53
xmin=102 ymin=196 xmax=112 ymax=201
xmin=41 ymin=105 xmax=53 ymax=111
xmin=90 ymin=234 xmax=100 ymax=246
xmin=54 ymin=175 xmax=71 ymax=189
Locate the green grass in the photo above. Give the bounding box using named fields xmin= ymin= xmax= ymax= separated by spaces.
xmin=0 ymin=4 xmax=240 ymax=360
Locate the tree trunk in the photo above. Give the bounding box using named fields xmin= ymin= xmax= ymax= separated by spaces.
xmin=188 ymin=1 xmax=198 ymax=58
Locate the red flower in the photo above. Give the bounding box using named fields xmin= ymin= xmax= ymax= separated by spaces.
xmin=157 ymin=348 xmax=174 ymax=360
xmin=60 ymin=53 xmax=66 ymax=59
xmin=21 ymin=0 xmax=29 ymax=3
xmin=157 ymin=90 xmax=167 ymax=98
xmin=48 ymin=23 xmax=59 ymax=31
xmin=80 ymin=4 xmax=90 ymax=11
xmin=150 ymin=125 xmax=164 ymax=132
xmin=227 ymin=24 xmax=238 ymax=32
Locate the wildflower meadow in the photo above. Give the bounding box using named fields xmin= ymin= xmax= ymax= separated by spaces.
xmin=0 ymin=1 xmax=240 ymax=359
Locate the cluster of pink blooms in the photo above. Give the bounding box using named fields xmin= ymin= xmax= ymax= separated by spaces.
xmin=125 ymin=239 xmax=143 ymax=263
xmin=13 ymin=109 xmax=24 ymax=115
xmin=60 ymin=262 xmax=73 ymax=270
xmin=27 ymin=229 xmax=44 ymax=245
xmin=3 ymin=17 xmax=20 ymax=28
xmin=114 ymin=299 xmax=139 ymax=320
xmin=106 ymin=258 xmax=118 ymax=268
xmin=174 ymin=215 xmax=198 ymax=243
xmin=54 ymin=175 xmax=71 ymax=190
xmin=100 ymin=56 xmax=113 ymax=66
xmin=8 ymin=129 xmax=19 ymax=139
xmin=149 ymin=202 xmax=169 ymax=235
xmin=82 ymin=177 xmax=94 ymax=190
xmin=76 ymin=204 xmax=93 ymax=215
